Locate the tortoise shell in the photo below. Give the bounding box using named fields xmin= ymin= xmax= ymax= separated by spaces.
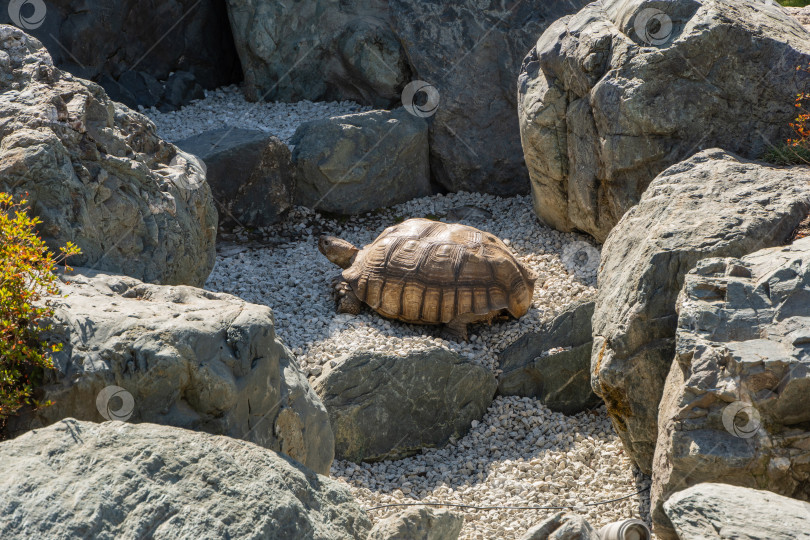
xmin=342 ymin=218 xmax=537 ymax=325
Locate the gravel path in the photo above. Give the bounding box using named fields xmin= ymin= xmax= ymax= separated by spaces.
xmin=144 ymin=85 xmax=369 ymax=143
xmin=334 ymin=397 xmax=651 ymax=540
xmin=203 ymin=191 xmax=651 ymax=538
xmin=156 ymin=88 xmax=650 ymax=537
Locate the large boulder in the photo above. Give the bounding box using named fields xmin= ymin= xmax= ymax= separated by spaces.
xmin=662 ymin=483 xmax=810 ymax=540
xmin=389 ymin=0 xmax=588 ymax=196
xmin=368 ymin=507 xmax=464 ymax=540
xmin=0 ymin=25 xmax=217 ymax=286
xmin=291 ymin=108 xmax=431 ymax=215
xmin=498 ymin=301 xmax=600 ymax=415
xmin=0 ymin=1 xmax=240 ymax=104
xmin=224 ymin=0 xmax=410 ymax=106
xmin=591 ymin=149 xmax=810 ymax=474
xmin=5 ymin=269 xmax=334 ymax=475
xmin=518 ymin=0 xmax=810 ymax=242
xmin=176 ymin=129 xmax=294 ymax=228
xmin=651 ymin=239 xmax=810 ymax=538
xmin=312 ymin=347 xmax=497 ymax=462
xmin=0 ymin=420 xmax=371 ymax=540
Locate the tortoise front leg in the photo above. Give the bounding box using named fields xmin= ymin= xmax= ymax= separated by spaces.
xmin=336 ymin=281 xmax=363 ymax=315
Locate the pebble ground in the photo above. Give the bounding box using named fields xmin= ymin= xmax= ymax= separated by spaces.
xmin=145 ymin=85 xmax=368 ymax=143
xmin=154 ymin=89 xmax=652 ymax=538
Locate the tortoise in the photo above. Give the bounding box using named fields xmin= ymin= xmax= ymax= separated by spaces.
xmin=318 ymin=218 xmax=538 ymax=340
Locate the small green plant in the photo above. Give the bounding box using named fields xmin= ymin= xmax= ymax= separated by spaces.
xmin=780 ymin=0 xmax=810 ymax=7
xmin=763 ymin=63 xmax=810 ymax=165
xmin=0 ymin=193 xmax=80 ymax=429
xmin=761 ymin=143 xmax=810 ymax=165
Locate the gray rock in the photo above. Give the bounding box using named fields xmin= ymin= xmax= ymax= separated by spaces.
xmin=519 ymin=512 xmax=599 ymax=540
xmin=651 ymin=238 xmax=810 ymax=538
xmin=591 ymin=149 xmax=810 ymax=474
xmin=176 ymin=129 xmax=294 ymax=228
xmin=518 ymin=0 xmax=810 ymax=242
xmin=291 ymin=108 xmax=431 ymax=215
xmin=117 ymin=70 xmax=164 ymax=109
xmin=389 ymin=0 xmax=588 ymax=196
xmin=313 ymin=347 xmax=497 ymax=462
xmin=0 ymin=420 xmax=371 ymax=540
xmin=97 ymin=73 xmax=138 ymax=108
xmin=0 ymin=26 xmax=217 ymax=287
xmin=663 ymin=483 xmax=810 ymax=540
xmin=5 ymin=269 xmax=334 ymax=475
xmin=225 ymin=0 xmax=410 ymax=106
xmin=0 ymin=1 xmax=240 ymax=93
xmin=787 ymin=6 xmax=810 ymax=31
xmin=368 ymin=507 xmax=464 ymax=540
xmin=498 ymin=301 xmax=600 ymax=415
xmin=161 ymin=70 xmax=205 ymax=111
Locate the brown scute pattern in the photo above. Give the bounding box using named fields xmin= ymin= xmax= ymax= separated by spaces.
xmin=342 ymin=219 xmax=536 ymax=324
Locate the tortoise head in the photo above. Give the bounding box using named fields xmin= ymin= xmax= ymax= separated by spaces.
xmin=318 ymin=236 xmax=359 ymax=269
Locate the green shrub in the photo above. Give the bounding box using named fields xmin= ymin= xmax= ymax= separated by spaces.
xmin=761 ymin=143 xmax=810 ymax=165
xmin=780 ymin=0 xmax=810 ymax=7
xmin=0 ymin=193 xmax=79 ymax=430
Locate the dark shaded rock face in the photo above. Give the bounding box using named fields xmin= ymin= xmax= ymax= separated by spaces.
xmin=176 ymin=129 xmax=295 ymax=228
xmin=1 ymin=0 xmax=241 ymax=109
xmin=498 ymin=301 xmax=600 ymax=415
xmin=389 ymin=0 xmax=590 ymax=196
xmin=225 ymin=0 xmax=410 ymax=107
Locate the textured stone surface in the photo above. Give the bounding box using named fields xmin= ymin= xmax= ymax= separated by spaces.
xmin=225 ymin=0 xmax=409 ymax=106
xmin=518 ymin=0 xmax=810 ymax=241
xmin=160 ymin=71 xmax=205 ymax=111
xmin=651 ymin=238 xmax=810 ymax=538
xmin=519 ymin=512 xmax=599 ymax=540
xmin=291 ymin=108 xmax=430 ymax=215
xmin=498 ymin=301 xmax=599 ymax=414
xmin=0 ymin=25 xmax=217 ymax=286
xmin=313 ymin=347 xmax=497 ymax=462
xmin=0 ymin=1 xmax=240 ymax=102
xmin=0 ymin=420 xmax=370 ymax=540
xmin=390 ymin=0 xmax=588 ymax=196
xmin=787 ymin=6 xmax=810 ymax=31
xmin=591 ymin=149 xmax=810 ymax=474
xmin=5 ymin=269 xmax=334 ymax=475
xmin=368 ymin=507 xmax=464 ymax=540
xmin=663 ymin=483 xmax=810 ymax=540
xmin=176 ymin=129 xmax=294 ymax=228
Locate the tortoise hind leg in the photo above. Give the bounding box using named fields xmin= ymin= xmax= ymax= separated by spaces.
xmin=336 ymin=282 xmax=363 ymax=315
xmin=443 ymin=314 xmax=479 ymax=342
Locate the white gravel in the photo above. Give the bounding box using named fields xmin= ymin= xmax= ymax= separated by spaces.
xmin=203 ymin=191 xmax=650 ymax=537
xmin=144 ymin=85 xmax=369 ymax=143
xmin=204 ymin=192 xmax=600 ymax=376
xmin=333 ymin=397 xmax=651 ymax=540
xmin=157 ymin=88 xmax=649 ymax=538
